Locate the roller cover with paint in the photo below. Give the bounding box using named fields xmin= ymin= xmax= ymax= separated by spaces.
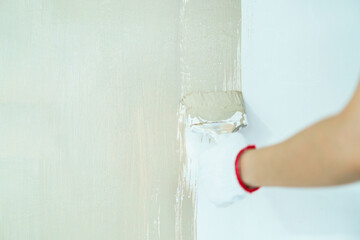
xmin=181 ymin=91 xmax=247 ymax=136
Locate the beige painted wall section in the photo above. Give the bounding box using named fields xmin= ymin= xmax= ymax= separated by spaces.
xmin=180 ymin=0 xmax=242 ymax=95
xmin=178 ymin=0 xmax=242 ymax=195
xmin=0 ymin=1 xmax=194 ymax=239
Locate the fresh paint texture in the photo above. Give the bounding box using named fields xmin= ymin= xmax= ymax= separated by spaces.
xmin=181 ymin=91 xmax=245 ymax=123
xmin=0 ymin=0 xmax=195 ymax=239
xmin=180 ymin=0 xmax=242 ymax=95
xmin=178 ymin=0 xmax=242 ymax=207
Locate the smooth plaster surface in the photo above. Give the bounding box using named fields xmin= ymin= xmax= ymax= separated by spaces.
xmin=0 ymin=1 xmax=194 ymax=239
xmin=197 ymin=1 xmax=360 ymax=240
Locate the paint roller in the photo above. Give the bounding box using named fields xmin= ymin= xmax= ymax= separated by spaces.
xmin=181 ymin=90 xmax=247 ymax=138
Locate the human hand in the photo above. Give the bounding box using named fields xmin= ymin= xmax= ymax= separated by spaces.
xmin=198 ymin=133 xmax=259 ymax=207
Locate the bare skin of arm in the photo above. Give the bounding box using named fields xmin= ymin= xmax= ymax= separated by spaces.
xmin=240 ymin=77 xmax=360 ymax=188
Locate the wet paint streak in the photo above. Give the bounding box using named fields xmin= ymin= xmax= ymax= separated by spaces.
xmin=176 ymin=0 xmax=242 ymax=239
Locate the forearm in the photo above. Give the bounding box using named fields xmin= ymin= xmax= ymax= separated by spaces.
xmin=240 ymin=105 xmax=360 ymax=188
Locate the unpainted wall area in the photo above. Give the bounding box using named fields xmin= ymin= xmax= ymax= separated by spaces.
xmin=198 ymin=1 xmax=360 ymax=240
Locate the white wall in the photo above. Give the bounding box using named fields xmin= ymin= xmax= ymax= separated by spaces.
xmin=198 ymin=1 xmax=360 ymax=239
